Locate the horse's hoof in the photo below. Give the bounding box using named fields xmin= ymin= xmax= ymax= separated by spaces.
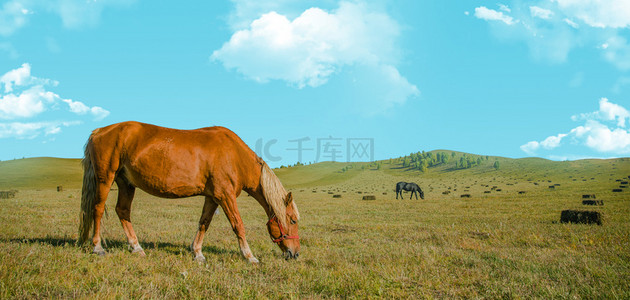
xmin=132 ymin=248 xmax=146 ymax=256
xmin=248 ymin=257 xmax=260 ymax=264
xmin=194 ymin=255 xmax=206 ymax=264
xmin=93 ymin=249 xmax=107 ymax=256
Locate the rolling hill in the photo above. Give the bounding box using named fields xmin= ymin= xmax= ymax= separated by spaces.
xmin=1 ymin=151 xmax=628 ymax=191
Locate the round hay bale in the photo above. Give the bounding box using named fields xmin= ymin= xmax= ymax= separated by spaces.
xmin=582 ymin=200 xmax=604 ymax=206
xmin=582 ymin=194 xmax=596 ymax=199
xmin=612 ymin=189 xmax=623 ymax=192
xmin=332 ymin=194 xmax=342 ymax=198
xmin=560 ymin=210 xmax=602 ymax=225
xmin=460 ymin=194 xmax=471 ymax=198
xmin=518 ymin=191 xmax=526 ymax=194
xmin=57 ymin=185 xmax=63 ymax=192
xmin=362 ymin=195 xmax=376 ymax=200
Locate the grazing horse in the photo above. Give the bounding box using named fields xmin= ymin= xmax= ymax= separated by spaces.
xmin=78 ymin=121 xmax=300 ymax=263
xmin=395 ymin=181 xmax=425 ymax=200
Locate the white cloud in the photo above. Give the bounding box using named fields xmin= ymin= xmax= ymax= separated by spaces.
xmin=47 ymin=0 xmax=135 ymax=29
xmin=582 ymin=120 xmax=630 ymax=152
xmin=474 ymin=1 xmax=630 ymax=70
xmin=0 ymin=0 xmax=135 ymax=37
xmin=498 ymin=4 xmax=511 ymax=13
xmin=0 ymin=63 xmax=57 ymax=93
xmin=530 ymin=6 xmax=554 ymax=19
xmin=0 ymin=86 xmax=55 ymax=119
xmin=0 ymin=64 xmax=109 ymax=138
xmin=540 ymin=133 xmax=567 ymax=149
xmin=474 ymin=6 xmax=516 ymax=25
xmin=0 ymin=121 xmax=80 ymax=139
xmin=520 ymin=141 xmax=540 ymax=155
xmin=600 ymin=36 xmax=630 ymax=70
xmin=598 ymin=97 xmax=630 ymax=127
xmin=572 ymin=97 xmax=630 ymax=127
xmin=1 ymin=63 xmax=32 ymax=92
xmin=522 ymin=98 xmax=630 ymax=156
xmin=0 ymin=1 xmax=29 ymax=36
xmin=555 ymin=0 xmax=630 ymax=28
xmin=212 ymin=1 xmax=419 ymax=111
xmin=563 ymin=18 xmax=579 ymax=28
xmin=62 ymin=99 xmax=110 ymax=120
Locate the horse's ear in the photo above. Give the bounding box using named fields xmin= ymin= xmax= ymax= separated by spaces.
xmin=284 ymin=192 xmax=293 ymax=206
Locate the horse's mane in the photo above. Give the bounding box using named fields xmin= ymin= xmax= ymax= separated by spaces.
xmin=260 ymin=162 xmax=299 ymax=228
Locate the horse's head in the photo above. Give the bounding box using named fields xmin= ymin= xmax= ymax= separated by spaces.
xmin=266 ymin=192 xmax=300 ymax=259
xmin=420 ymin=189 xmax=425 ymax=199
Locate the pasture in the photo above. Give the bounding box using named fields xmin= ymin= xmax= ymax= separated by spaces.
xmin=0 ymin=156 xmax=629 ymax=298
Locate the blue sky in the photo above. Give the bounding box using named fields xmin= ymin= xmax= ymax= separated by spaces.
xmin=1 ymin=0 xmax=629 ymax=166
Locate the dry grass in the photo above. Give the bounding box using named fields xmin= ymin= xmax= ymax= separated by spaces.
xmin=0 ymin=157 xmax=629 ymax=298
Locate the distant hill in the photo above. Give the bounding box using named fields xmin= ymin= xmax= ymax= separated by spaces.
xmin=0 ymin=152 xmax=628 ymax=190
xmin=0 ymin=157 xmax=82 ymax=189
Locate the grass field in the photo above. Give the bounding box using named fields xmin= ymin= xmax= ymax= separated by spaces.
xmin=0 ymin=154 xmax=629 ymax=298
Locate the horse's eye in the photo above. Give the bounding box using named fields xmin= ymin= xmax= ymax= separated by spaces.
xmin=290 ymin=219 xmax=297 ymax=225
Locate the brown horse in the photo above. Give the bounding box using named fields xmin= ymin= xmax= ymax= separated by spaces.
xmin=78 ymin=121 xmax=300 ymax=263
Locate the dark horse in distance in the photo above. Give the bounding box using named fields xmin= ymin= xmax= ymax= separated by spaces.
xmin=396 ymin=182 xmax=424 ymax=200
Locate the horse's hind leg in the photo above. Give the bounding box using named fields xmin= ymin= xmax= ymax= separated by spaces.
xmin=190 ymin=196 xmax=219 ymax=263
xmin=92 ymin=177 xmax=114 ymax=255
xmin=114 ymin=176 xmax=145 ymax=256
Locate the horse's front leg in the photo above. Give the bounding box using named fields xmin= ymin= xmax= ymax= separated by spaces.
xmin=218 ymin=194 xmax=259 ymax=263
xmin=191 ymin=196 xmax=219 ymax=263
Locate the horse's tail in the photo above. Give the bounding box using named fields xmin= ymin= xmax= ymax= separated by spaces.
xmin=78 ymin=136 xmax=97 ymax=246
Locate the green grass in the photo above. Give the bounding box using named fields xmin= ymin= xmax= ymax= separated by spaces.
xmin=0 ymin=157 xmax=82 ymax=189
xmin=0 ymin=154 xmax=629 ymax=298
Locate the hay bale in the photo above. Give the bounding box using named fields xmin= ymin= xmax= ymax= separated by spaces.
xmin=518 ymin=191 xmax=526 ymax=194
xmin=362 ymin=195 xmax=376 ymax=200
xmin=582 ymin=200 xmax=604 ymax=206
xmin=442 ymin=191 xmax=450 ymax=195
xmin=612 ymin=189 xmax=623 ymax=192
xmin=582 ymin=194 xmax=596 ymax=199
xmin=460 ymin=194 xmax=471 ymax=198
xmin=495 ymin=189 xmax=502 ymax=192
xmin=332 ymin=194 xmax=342 ymax=198
xmin=0 ymin=190 xmax=17 ymax=199
xmin=57 ymin=185 xmax=63 ymax=192
xmin=327 ymin=192 xmax=333 ymax=194
xmin=560 ymin=210 xmax=602 ymax=225
xmin=484 ymin=191 xmax=491 ymax=194
xmin=548 ymin=186 xmax=555 ymax=189
xmin=621 ymin=181 xmax=628 ymax=185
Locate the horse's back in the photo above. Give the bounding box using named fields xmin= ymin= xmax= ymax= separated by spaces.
xmin=88 ymin=121 xmax=260 ymax=198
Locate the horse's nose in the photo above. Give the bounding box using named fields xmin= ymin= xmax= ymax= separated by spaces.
xmin=286 ymin=249 xmax=299 ymax=260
